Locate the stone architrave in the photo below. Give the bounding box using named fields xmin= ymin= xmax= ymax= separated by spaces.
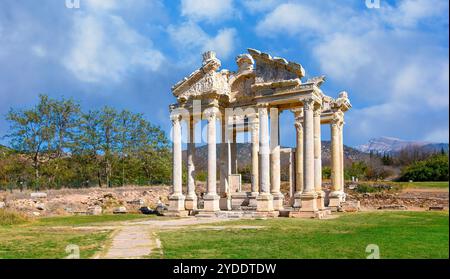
xmin=168 ymin=49 xmax=351 ymax=219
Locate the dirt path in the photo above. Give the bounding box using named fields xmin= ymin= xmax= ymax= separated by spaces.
xmin=96 ymin=217 xmax=229 ymax=259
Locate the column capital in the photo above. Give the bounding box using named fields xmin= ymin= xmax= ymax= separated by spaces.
xmin=303 ymin=98 xmax=315 ymax=111
xmin=203 ymin=107 xmax=219 ymax=121
xmin=170 ymin=113 xmax=181 ymax=124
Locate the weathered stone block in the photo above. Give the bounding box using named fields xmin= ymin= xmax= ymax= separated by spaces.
xmin=256 ymin=193 xmax=274 ymax=212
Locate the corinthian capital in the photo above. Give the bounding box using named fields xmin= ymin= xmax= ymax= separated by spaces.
xmin=303 ymin=98 xmax=315 ymax=111
xmin=170 ymin=114 xmax=181 ymax=124
xmin=203 ymin=107 xmax=219 ymax=122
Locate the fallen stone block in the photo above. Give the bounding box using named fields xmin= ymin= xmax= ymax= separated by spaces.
xmin=113 ymin=206 xmax=127 ymax=214
xmin=87 ymin=205 xmax=102 ymax=215
xmin=31 ymin=192 xmax=47 ymax=199
xmin=0 ymin=201 xmax=5 ymax=209
xmin=429 ymin=206 xmax=444 ymax=211
xmin=377 ymin=205 xmax=407 ymax=210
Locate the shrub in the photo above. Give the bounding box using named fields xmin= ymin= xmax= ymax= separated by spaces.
xmin=399 ymin=154 xmax=449 ymax=182
xmin=0 ymin=209 xmax=29 ymax=226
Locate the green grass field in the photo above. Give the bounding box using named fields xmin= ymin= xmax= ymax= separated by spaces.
xmin=0 ymin=211 xmax=448 ymax=259
xmin=0 ymin=212 xmax=151 ymax=259
xmin=159 ymin=211 xmax=449 ymax=259
xmin=393 ymin=181 xmax=449 ymax=189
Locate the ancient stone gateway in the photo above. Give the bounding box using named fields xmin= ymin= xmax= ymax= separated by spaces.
xmin=167 ymin=49 xmax=351 ymax=218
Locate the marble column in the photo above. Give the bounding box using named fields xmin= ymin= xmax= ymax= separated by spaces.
xmin=231 ymin=125 xmax=238 ymax=174
xmin=293 ymin=109 xmax=303 ymax=208
xmin=168 ymin=114 xmax=185 ymax=214
xmin=339 ymin=120 xmax=346 ymax=198
xmin=256 ymin=105 xmax=274 ymax=212
xmin=329 ymin=116 xmax=343 ymax=207
xmin=300 ymin=99 xmax=318 ymax=213
xmin=313 ymin=108 xmax=325 ymax=210
xmin=185 ymin=117 xmax=197 ymax=210
xmin=219 ymin=115 xmax=231 ymax=210
xmin=203 ymin=107 xmax=220 ymax=212
xmin=249 ymin=116 xmax=259 ymax=207
xmin=270 ymin=108 xmax=283 ymax=210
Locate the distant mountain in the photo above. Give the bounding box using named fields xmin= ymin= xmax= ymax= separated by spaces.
xmin=357 ymin=137 xmax=449 ymax=154
xmin=182 ymin=142 xmax=369 ymax=172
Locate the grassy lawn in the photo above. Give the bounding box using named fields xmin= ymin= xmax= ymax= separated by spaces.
xmin=392 ymin=181 xmax=449 ymax=189
xmin=159 ymin=211 xmax=449 ymax=259
xmin=0 ymin=212 xmax=152 ymax=259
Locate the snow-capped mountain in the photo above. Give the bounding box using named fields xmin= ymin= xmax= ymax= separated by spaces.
xmin=357 ymin=137 xmax=448 ymax=154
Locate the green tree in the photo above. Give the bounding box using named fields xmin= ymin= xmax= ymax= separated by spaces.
xmin=5 ymin=95 xmax=55 ymax=189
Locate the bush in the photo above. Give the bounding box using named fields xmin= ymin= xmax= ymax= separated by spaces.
xmin=0 ymin=209 xmax=29 ymax=226
xmin=195 ymin=171 xmax=207 ymax=182
xmin=399 ymin=154 xmax=449 ymax=182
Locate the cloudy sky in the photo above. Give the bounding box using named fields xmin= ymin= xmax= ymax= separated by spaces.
xmin=0 ymin=0 xmax=448 ymax=147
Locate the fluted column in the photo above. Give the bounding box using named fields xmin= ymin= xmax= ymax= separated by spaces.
xmin=313 ymin=108 xmax=325 ymax=210
xmin=249 ymin=115 xmax=259 ymax=207
xmin=339 ymin=120 xmax=345 ymax=195
xmin=203 ymin=107 xmax=220 ymax=212
xmin=300 ymin=99 xmax=318 ymax=213
xmin=219 ymin=114 xmax=231 ymax=210
xmin=293 ymin=109 xmax=303 ymax=208
xmin=270 ymin=107 xmax=283 ymax=210
xmin=256 ymin=105 xmax=273 ymax=212
xmin=231 ymin=125 xmax=238 ymax=174
xmin=329 ymin=115 xmax=343 ymax=208
xmin=185 ymin=117 xmax=197 ymax=210
xmin=168 ymin=113 xmax=185 ymax=214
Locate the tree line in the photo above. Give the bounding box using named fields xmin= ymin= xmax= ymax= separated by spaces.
xmin=0 ymin=95 xmax=172 ymax=190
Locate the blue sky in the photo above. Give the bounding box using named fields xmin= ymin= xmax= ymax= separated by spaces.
xmin=0 ymin=0 xmax=448 ymax=148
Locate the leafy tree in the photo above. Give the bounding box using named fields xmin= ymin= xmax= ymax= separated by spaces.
xmin=5 ymin=95 xmax=54 ymax=189
xmin=399 ymin=154 xmax=449 ymax=182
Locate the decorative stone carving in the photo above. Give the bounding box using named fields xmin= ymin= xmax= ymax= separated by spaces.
xmin=167 ymin=48 xmax=350 ymax=218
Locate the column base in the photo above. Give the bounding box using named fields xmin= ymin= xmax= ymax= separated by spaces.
xmin=328 ymin=191 xmax=345 ymax=209
xmin=316 ymin=191 xmax=326 ymax=210
xmin=219 ymin=196 xmax=231 ymax=211
xmin=256 ymin=193 xmax=274 ymax=212
xmin=293 ymin=192 xmax=302 ymax=208
xmin=184 ymin=194 xmax=198 ymax=211
xmin=166 ymin=194 xmax=187 ymax=216
xmin=299 ymin=192 xmax=318 ymax=213
xmin=203 ymin=194 xmax=220 ymax=212
xmin=248 ymin=192 xmax=259 ymax=207
xmin=272 ymin=192 xmax=284 ymax=211
xmin=231 ymin=192 xmax=248 ymax=210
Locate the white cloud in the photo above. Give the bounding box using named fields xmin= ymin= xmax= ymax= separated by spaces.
xmin=384 ymin=0 xmax=448 ymax=28
xmin=425 ymin=128 xmax=450 ymax=143
xmin=64 ymin=14 xmax=164 ymax=83
xmin=256 ymin=3 xmax=325 ymax=36
xmin=31 ymin=45 xmax=46 ymax=58
xmin=85 ymin=0 xmax=119 ymax=11
xmin=254 ymin=0 xmax=449 ymax=144
xmin=168 ymin=21 xmax=237 ymax=62
xmin=241 ymin=0 xmax=280 ymax=13
xmin=181 ymin=0 xmax=235 ymax=22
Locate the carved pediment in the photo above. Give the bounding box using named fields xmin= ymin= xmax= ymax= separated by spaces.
xmin=248 ymin=48 xmax=305 ymax=84
xmin=172 ymin=51 xmax=231 ymax=102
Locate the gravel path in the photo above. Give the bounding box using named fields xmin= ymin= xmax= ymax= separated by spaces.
xmin=97 ymin=217 xmax=229 ymax=259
